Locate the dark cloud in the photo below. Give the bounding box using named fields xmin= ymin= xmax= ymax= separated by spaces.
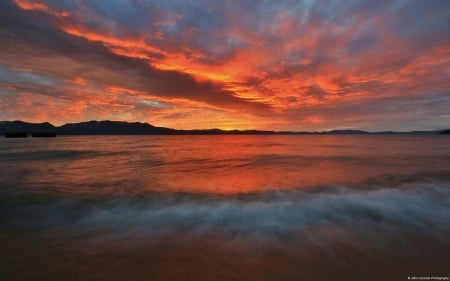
xmin=0 ymin=1 xmax=272 ymax=115
xmin=303 ymin=85 xmax=329 ymax=100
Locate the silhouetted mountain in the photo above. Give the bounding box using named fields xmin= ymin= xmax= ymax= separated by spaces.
xmin=0 ymin=120 xmax=446 ymax=136
xmin=58 ymin=120 xmax=175 ymax=135
xmin=374 ymin=130 xmax=441 ymax=135
xmin=440 ymin=129 xmax=450 ymax=134
xmin=0 ymin=121 xmax=55 ymax=134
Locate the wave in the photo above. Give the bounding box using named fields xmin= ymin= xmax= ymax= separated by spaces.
xmin=2 ymin=181 xmax=449 ymax=242
xmin=2 ymin=182 xmax=450 ymax=280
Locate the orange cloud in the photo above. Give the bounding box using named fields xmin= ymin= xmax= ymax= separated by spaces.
xmin=3 ymin=0 xmax=449 ymax=131
xmin=14 ymin=0 xmax=69 ymax=17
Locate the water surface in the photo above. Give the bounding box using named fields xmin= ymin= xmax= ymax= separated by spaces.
xmin=1 ymin=135 xmax=449 ymax=280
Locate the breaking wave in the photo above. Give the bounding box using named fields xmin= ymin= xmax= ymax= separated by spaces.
xmin=3 ymin=181 xmax=449 ymax=243
xmin=3 ymin=181 xmax=449 ymax=281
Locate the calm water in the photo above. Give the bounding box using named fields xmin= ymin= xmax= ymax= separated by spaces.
xmin=1 ymin=135 xmax=449 ymax=280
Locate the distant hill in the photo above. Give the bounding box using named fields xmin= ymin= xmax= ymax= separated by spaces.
xmin=58 ymin=120 xmax=175 ymax=135
xmin=0 ymin=120 xmax=447 ymax=136
xmin=0 ymin=121 xmax=55 ymax=133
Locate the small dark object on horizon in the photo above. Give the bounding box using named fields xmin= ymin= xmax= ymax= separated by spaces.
xmin=4 ymin=132 xmax=28 ymax=138
xmin=440 ymin=129 xmax=450 ymax=134
xmin=31 ymin=132 xmax=56 ymax=137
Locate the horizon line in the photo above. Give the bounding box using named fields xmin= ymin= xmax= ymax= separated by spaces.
xmin=1 ymin=120 xmax=449 ymax=134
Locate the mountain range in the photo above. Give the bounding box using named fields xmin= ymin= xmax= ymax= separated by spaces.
xmin=0 ymin=120 xmax=448 ymax=135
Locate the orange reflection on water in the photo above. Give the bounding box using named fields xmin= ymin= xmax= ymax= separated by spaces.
xmin=5 ymin=135 xmax=449 ymax=196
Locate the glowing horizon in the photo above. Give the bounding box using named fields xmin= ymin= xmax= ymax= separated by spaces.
xmin=0 ymin=0 xmax=449 ymax=131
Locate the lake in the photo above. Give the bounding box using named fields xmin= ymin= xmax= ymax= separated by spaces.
xmin=1 ymin=135 xmax=449 ymax=280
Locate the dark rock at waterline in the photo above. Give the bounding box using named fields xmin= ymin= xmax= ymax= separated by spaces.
xmin=31 ymin=132 xmax=56 ymax=137
xmin=4 ymin=132 xmax=28 ymax=138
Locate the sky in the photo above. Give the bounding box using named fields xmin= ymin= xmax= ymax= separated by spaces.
xmin=0 ymin=0 xmax=449 ymax=131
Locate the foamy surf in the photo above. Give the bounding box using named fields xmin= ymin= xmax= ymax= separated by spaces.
xmin=2 ymin=181 xmax=449 ymax=241
xmin=2 ymin=181 xmax=449 ymax=281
